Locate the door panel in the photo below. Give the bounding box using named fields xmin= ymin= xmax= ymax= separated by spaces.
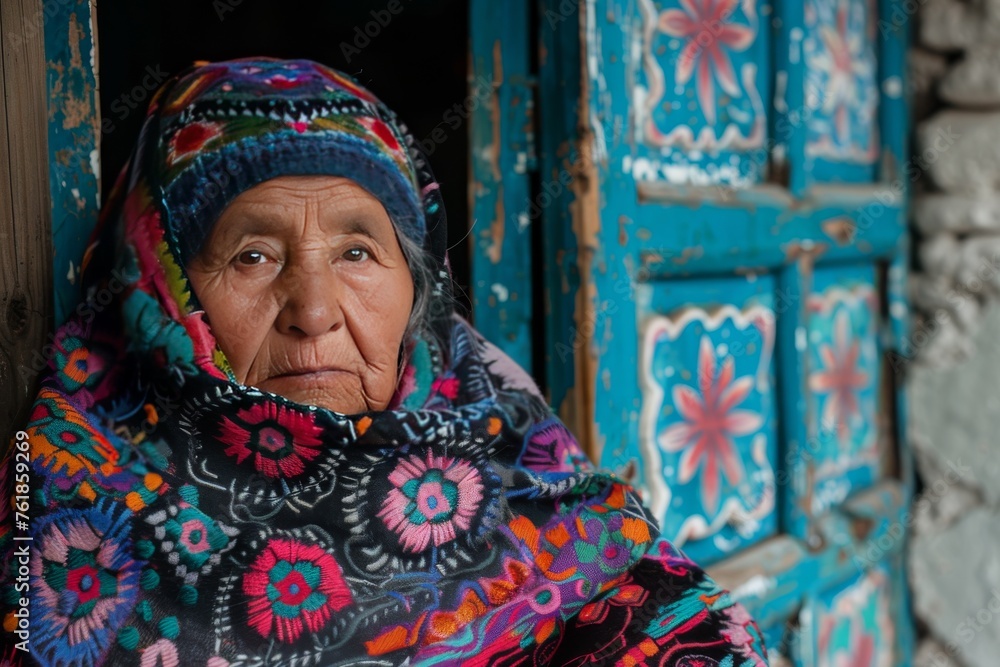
xmin=804 ymin=263 xmax=881 ymax=513
xmin=637 ymin=274 xmax=780 ymax=565
xmin=633 ymin=0 xmax=773 ymax=186
xmin=803 ymin=0 xmax=881 ymax=184
xmin=804 ymin=564 xmax=895 ymax=666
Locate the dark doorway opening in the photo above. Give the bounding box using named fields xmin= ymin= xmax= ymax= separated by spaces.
xmin=97 ymin=0 xmax=472 ymax=314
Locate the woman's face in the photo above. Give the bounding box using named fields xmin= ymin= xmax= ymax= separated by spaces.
xmin=186 ymin=175 xmax=415 ymax=413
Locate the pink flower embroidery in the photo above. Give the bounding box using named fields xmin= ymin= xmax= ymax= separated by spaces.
xmin=243 ymin=537 xmax=353 ymax=643
xmin=659 ymin=336 xmax=762 ymax=514
xmin=378 ymin=452 xmax=484 ymax=553
xmin=808 ymin=309 xmax=868 ymax=442
xmin=657 ymin=0 xmax=755 ymax=124
xmin=218 ymin=402 xmax=325 ymax=478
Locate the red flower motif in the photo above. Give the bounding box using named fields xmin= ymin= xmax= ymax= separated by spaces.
xmin=167 ymin=122 xmax=223 ymax=165
xmin=243 ymin=537 xmax=352 ymax=643
xmin=359 ymin=116 xmax=402 ymax=152
xmin=657 ymin=0 xmax=755 ymax=124
xmin=659 ymin=336 xmax=762 ymax=514
xmin=266 ymin=74 xmax=302 ymax=90
xmin=808 ymin=309 xmax=868 ymax=443
xmin=218 ymin=402 xmax=325 ymax=478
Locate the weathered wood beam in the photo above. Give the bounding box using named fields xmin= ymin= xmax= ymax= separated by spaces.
xmin=0 ymin=0 xmax=54 ymax=442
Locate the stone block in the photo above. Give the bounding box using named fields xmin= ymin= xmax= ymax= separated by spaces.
xmin=921 ymin=0 xmax=985 ymax=50
xmin=918 ymin=234 xmax=1000 ymax=297
xmin=910 ymin=507 xmax=1000 ymax=667
xmin=911 ymin=435 xmax=983 ymax=533
xmin=918 ymin=234 xmax=961 ymax=279
xmin=911 ymin=48 xmax=951 ymax=119
xmin=910 ymin=273 xmax=980 ymax=331
xmin=914 ymin=193 xmax=1000 ymax=233
xmin=918 ymin=111 xmax=1000 ymax=194
xmin=940 ymin=46 xmax=1000 ymax=107
xmin=914 ymin=639 xmax=962 ymax=667
xmin=908 ymin=301 xmax=1000 ymax=504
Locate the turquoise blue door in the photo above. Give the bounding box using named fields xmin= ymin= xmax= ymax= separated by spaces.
xmin=472 ymin=0 xmax=915 ymax=663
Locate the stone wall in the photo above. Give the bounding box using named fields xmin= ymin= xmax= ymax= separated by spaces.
xmin=908 ymin=1 xmax=1000 ymax=665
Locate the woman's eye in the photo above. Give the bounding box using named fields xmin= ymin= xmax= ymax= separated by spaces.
xmin=236 ymin=250 xmax=266 ymax=265
xmin=343 ymin=247 xmax=370 ymax=262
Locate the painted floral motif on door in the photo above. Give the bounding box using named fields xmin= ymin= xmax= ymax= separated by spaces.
xmin=804 ymin=0 xmax=880 ymax=180
xmin=804 ymin=264 xmax=880 ymax=516
xmin=639 ymin=278 xmax=779 ymax=565
xmin=632 ymin=0 xmax=771 ymax=186
xmin=810 ymin=566 xmax=894 ymax=667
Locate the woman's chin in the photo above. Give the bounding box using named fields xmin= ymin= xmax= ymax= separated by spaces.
xmin=255 ymin=371 xmax=380 ymax=413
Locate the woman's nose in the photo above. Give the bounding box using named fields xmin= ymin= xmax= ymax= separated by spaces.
xmin=275 ymin=261 xmax=344 ymax=337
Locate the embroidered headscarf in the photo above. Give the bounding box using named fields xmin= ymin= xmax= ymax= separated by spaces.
xmin=0 ymin=58 xmax=768 ymax=666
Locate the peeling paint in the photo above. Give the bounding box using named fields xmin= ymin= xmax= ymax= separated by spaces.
xmin=487 ymin=187 xmax=505 ymax=264
xmin=490 ymin=282 xmax=510 ymax=302
xmin=617 ymin=214 xmax=631 ymax=246
xmin=53 ymin=14 xmax=96 ymax=131
xmin=46 ymin=0 xmax=101 ymax=325
xmin=822 ymin=217 xmax=856 ymax=245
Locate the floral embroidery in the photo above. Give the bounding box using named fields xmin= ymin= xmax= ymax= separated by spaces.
xmin=145 ymin=494 xmax=232 ymax=584
xmin=242 ymin=537 xmax=353 ymax=643
xmin=519 ymin=418 xmax=588 ymax=473
xmin=657 ymin=0 xmax=755 ymax=124
xmin=659 ymin=336 xmax=762 ymax=514
xmin=33 ymin=503 xmax=142 ymax=667
xmin=140 ymin=638 xmax=179 ymax=667
xmin=808 ymin=309 xmax=868 ymax=442
xmin=167 ymin=122 xmax=223 ymax=165
xmin=218 ymin=402 xmax=325 ymax=478
xmin=54 ymin=337 xmax=110 ymax=394
xmin=378 ymin=451 xmax=484 ymax=553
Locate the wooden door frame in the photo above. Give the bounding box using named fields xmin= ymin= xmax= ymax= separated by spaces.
xmin=1 ymin=0 xmax=54 ymax=442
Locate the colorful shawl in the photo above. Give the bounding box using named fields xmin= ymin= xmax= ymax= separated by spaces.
xmin=0 ymin=59 xmax=768 ymax=666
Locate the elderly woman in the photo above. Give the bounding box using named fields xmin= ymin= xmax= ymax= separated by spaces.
xmin=0 ymin=59 xmax=768 ymax=666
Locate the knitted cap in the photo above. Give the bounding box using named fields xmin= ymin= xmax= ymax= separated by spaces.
xmin=149 ymin=58 xmax=425 ymax=268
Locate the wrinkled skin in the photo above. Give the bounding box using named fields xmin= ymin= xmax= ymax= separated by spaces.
xmin=186 ymin=175 xmax=414 ymax=413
